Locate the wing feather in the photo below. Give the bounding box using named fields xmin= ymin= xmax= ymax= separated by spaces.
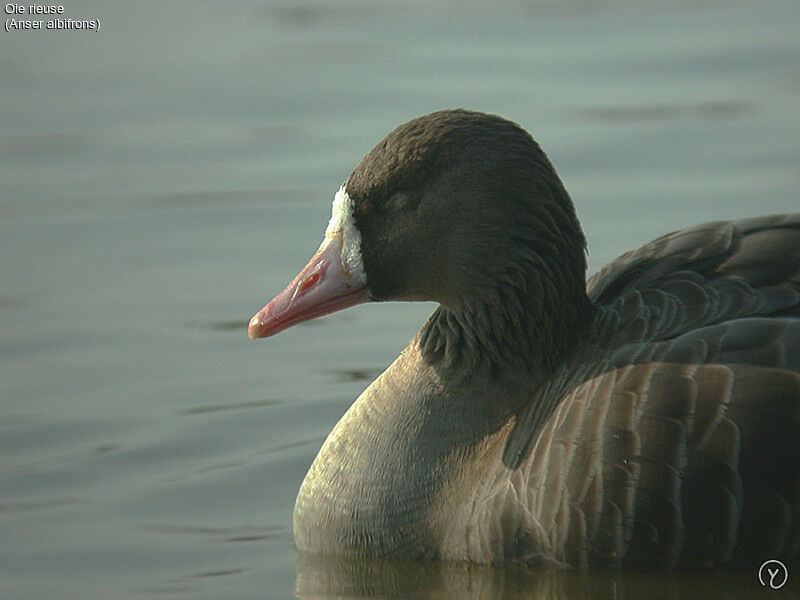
xmin=510 ymin=214 xmax=800 ymax=567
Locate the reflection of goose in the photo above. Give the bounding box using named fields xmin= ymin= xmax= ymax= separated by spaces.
xmin=294 ymin=552 xmax=773 ymax=599
xmin=250 ymin=110 xmax=800 ymax=568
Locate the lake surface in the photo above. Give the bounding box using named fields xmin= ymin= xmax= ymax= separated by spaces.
xmin=1 ymin=1 xmax=799 ymax=598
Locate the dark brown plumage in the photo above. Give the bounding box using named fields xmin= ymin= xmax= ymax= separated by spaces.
xmin=250 ymin=109 xmax=800 ymax=569
xmin=506 ymin=214 xmax=800 ymax=567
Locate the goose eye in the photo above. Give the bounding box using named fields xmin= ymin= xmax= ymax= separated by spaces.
xmin=385 ymin=191 xmax=413 ymax=212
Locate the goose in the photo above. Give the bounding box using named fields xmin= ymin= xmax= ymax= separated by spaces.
xmin=248 ymin=109 xmax=800 ymax=569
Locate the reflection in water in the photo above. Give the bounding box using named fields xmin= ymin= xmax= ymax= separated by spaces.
xmin=295 ymin=552 xmax=797 ymax=599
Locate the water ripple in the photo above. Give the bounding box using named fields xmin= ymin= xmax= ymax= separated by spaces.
xmin=181 ymin=399 xmax=284 ymax=415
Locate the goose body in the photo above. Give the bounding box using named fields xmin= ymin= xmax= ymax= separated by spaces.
xmin=249 ymin=110 xmax=800 ymax=568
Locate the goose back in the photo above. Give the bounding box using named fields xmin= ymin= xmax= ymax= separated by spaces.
xmin=495 ymin=214 xmax=800 ymax=567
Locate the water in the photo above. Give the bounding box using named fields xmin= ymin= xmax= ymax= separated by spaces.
xmin=1 ymin=1 xmax=799 ymax=598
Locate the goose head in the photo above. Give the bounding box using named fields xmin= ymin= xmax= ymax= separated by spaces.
xmin=249 ymin=109 xmax=592 ymax=376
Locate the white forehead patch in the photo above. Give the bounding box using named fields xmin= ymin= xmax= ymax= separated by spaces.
xmin=324 ymin=186 xmax=366 ymax=282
